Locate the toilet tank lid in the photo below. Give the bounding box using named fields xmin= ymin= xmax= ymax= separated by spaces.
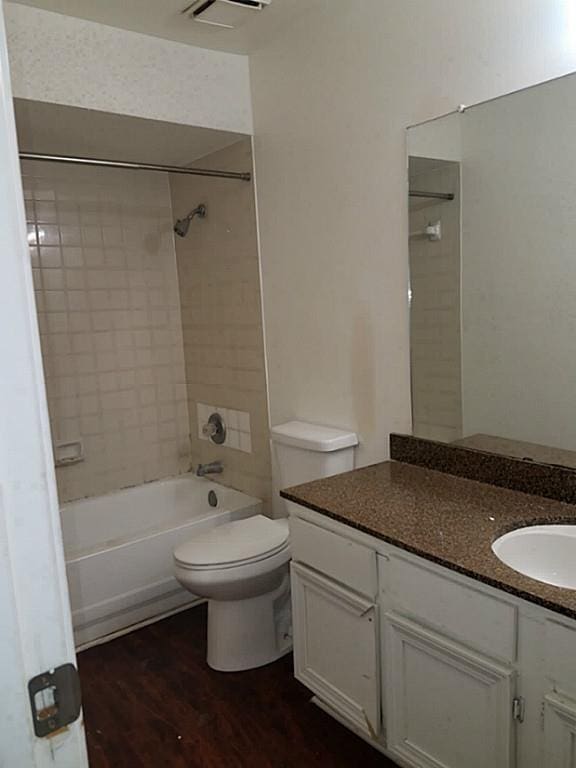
xmin=270 ymin=421 xmax=358 ymax=452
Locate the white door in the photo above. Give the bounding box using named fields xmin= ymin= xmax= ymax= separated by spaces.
xmin=544 ymin=692 xmax=576 ymax=768
xmin=291 ymin=562 xmax=380 ymax=739
xmin=384 ymin=612 xmax=514 ymax=768
xmin=0 ymin=4 xmax=88 ymax=766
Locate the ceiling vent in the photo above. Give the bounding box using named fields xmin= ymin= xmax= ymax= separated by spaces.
xmin=182 ymin=0 xmax=271 ymax=29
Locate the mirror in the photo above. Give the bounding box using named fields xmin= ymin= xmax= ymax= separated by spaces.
xmin=407 ymin=73 xmax=576 ymax=470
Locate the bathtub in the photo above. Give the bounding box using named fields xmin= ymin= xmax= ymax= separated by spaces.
xmin=61 ymin=474 xmax=262 ymax=648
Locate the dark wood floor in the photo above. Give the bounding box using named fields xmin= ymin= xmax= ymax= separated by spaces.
xmin=78 ymin=605 xmax=395 ymax=767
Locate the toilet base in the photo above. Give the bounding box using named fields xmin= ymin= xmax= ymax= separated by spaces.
xmin=206 ymin=571 xmax=292 ymax=672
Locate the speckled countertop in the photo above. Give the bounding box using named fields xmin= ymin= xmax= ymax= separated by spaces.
xmin=281 ymin=461 xmax=576 ymax=620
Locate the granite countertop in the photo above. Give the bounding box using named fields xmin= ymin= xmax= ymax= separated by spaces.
xmin=281 ymin=460 xmax=576 ymax=620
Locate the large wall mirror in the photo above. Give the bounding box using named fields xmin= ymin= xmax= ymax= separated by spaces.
xmin=407 ymin=72 xmax=576 ymax=470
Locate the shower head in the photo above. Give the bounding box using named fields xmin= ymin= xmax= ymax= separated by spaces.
xmin=174 ymin=217 xmax=191 ymax=238
xmin=174 ymin=204 xmax=206 ymax=237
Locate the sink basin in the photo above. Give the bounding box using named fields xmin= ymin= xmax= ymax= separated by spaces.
xmin=492 ymin=525 xmax=576 ymax=589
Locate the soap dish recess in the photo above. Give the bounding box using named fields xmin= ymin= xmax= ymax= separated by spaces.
xmin=54 ymin=440 xmax=84 ymax=467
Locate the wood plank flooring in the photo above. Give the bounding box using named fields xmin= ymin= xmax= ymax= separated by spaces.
xmin=78 ymin=605 xmax=395 ymax=767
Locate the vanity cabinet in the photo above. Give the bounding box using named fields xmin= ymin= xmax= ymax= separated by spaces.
xmin=290 ymin=506 xmax=576 ymax=768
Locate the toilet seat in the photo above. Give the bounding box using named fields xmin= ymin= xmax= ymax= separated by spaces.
xmin=174 ymin=515 xmax=290 ymax=571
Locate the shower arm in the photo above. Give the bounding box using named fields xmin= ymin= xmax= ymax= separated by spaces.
xmin=185 ymin=204 xmax=206 ymax=221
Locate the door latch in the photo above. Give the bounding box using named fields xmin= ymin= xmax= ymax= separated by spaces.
xmin=28 ymin=663 xmax=82 ymax=737
xmin=512 ymin=696 xmax=525 ymax=723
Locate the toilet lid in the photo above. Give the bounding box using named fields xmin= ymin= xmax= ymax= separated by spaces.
xmin=174 ymin=515 xmax=290 ymax=568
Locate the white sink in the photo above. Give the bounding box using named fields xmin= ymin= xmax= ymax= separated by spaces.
xmin=492 ymin=525 xmax=576 ymax=589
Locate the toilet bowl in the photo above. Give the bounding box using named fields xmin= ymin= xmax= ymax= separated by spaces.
xmin=174 ymin=421 xmax=358 ymax=673
xmin=174 ymin=515 xmax=292 ymax=672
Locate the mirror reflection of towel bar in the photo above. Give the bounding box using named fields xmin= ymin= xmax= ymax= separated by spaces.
xmin=409 ymin=189 xmax=454 ymax=201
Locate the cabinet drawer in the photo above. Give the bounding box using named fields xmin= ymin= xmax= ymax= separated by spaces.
xmin=290 ymin=516 xmax=376 ymax=598
xmin=384 ymin=555 xmax=517 ymax=662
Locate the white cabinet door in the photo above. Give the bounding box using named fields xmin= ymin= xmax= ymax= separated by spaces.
xmin=291 ymin=562 xmax=380 ymax=738
xmin=384 ymin=613 xmax=514 ymax=768
xmin=544 ymin=693 xmax=576 ymax=767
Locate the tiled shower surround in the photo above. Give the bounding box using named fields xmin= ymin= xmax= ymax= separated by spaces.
xmin=24 ymin=160 xmax=190 ymax=502
xmin=170 ymin=140 xmax=272 ymax=510
xmin=409 ymin=160 xmax=461 ymax=443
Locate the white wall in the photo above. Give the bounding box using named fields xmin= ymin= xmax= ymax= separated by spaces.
xmin=250 ymin=0 xmax=576 ymax=466
xmin=5 ymin=2 xmax=252 ymax=134
xmin=460 ymin=73 xmax=576 ymax=451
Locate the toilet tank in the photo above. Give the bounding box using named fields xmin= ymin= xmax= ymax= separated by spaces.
xmin=270 ymin=421 xmax=358 ymax=518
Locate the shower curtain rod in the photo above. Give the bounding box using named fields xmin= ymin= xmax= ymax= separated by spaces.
xmin=19 ymin=152 xmax=252 ymax=182
xmin=409 ymin=189 xmax=454 ymax=201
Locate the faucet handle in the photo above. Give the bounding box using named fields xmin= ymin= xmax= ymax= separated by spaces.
xmin=202 ymin=412 xmax=226 ymax=445
xmin=202 ymin=421 xmax=218 ymax=439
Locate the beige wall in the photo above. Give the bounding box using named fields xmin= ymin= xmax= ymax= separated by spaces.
xmin=409 ymin=161 xmax=461 ymax=443
xmin=170 ymin=140 xmax=272 ymax=508
xmin=25 ymin=160 xmax=190 ymax=502
xmin=249 ymin=0 xmax=576 ymax=466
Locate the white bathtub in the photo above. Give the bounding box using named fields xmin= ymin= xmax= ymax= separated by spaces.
xmin=61 ymin=474 xmax=262 ymax=648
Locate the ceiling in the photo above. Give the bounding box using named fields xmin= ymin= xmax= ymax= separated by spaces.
xmin=14 ymin=99 xmax=246 ymax=167
xmin=8 ymin=0 xmax=310 ymax=54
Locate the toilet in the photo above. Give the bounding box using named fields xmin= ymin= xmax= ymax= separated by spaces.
xmin=173 ymin=421 xmax=358 ymax=672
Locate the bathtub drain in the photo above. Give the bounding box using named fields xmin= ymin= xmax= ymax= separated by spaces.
xmin=208 ymin=490 xmax=218 ymax=508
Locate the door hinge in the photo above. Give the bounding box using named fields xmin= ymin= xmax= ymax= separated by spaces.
xmin=512 ymin=696 xmax=525 ymax=724
xmin=28 ymin=663 xmax=82 ymax=737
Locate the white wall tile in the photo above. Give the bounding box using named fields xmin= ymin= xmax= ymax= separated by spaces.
xmin=238 ymin=410 xmax=251 ymax=433
xmin=226 ymin=429 xmax=240 ymax=450
xmin=226 ymin=408 xmax=239 ymax=431
xmin=239 ymin=433 xmax=252 ymax=454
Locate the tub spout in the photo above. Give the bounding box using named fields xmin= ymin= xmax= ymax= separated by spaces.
xmin=196 ymin=461 xmax=224 ymax=477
